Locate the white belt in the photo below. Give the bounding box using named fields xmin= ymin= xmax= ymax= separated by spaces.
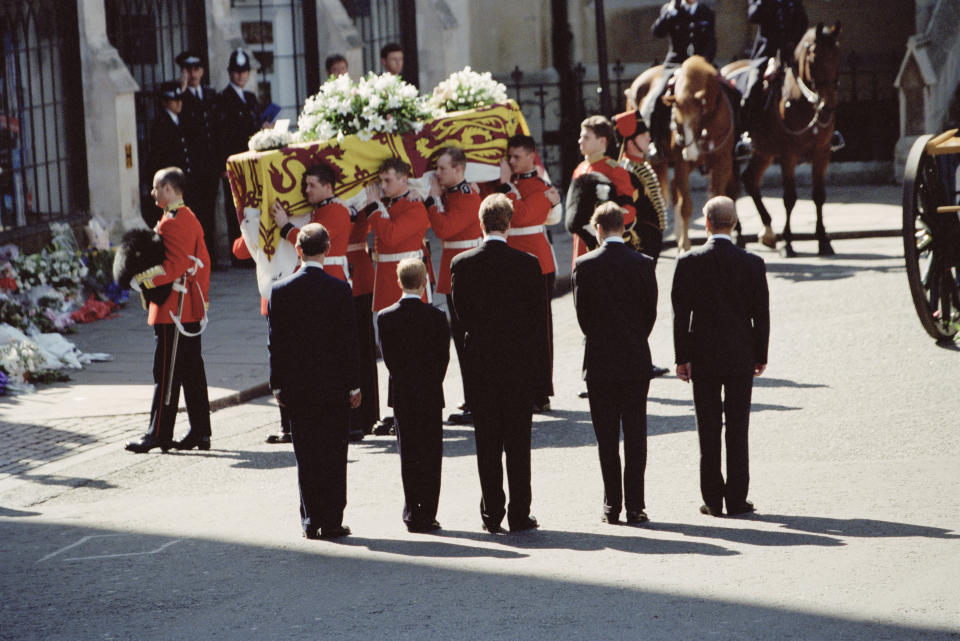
xmin=442 ymin=237 xmax=483 ymax=250
xmin=509 ymin=225 xmax=546 ymax=236
xmin=376 ymin=249 xmax=423 ymax=263
xmin=323 ymin=255 xmax=348 ymax=268
xmin=347 ymin=242 xmax=368 ymax=252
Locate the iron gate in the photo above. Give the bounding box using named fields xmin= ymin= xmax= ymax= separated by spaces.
xmin=340 ymin=0 xmax=418 ymax=85
xmin=0 ymin=0 xmax=87 ymax=240
xmin=105 ymin=0 xmax=208 ymax=219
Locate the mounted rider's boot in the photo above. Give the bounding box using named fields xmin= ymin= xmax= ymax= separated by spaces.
xmin=830 ymin=129 xmax=846 ymax=152
xmin=735 ymin=133 xmax=754 ymax=161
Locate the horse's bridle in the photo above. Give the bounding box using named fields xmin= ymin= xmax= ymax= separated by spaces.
xmin=779 ymin=42 xmax=837 ymax=137
xmin=672 ymin=76 xmax=735 ymax=164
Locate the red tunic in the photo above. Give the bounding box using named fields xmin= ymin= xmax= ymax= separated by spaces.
xmin=148 ymin=205 xmax=211 ymax=326
xmin=282 ymin=198 xmax=351 ymax=282
xmin=426 ymin=181 xmax=483 ymax=294
xmin=571 ymin=152 xmax=638 ymax=264
xmin=502 ymin=172 xmax=556 ymax=275
xmin=347 ymin=208 xmax=375 ymax=297
xmin=368 ymin=193 xmax=431 ymax=311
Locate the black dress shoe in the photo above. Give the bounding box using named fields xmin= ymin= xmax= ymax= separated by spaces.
xmin=626 ymin=510 xmax=649 ymax=524
xmin=602 ymin=512 xmax=620 ymax=524
xmin=372 ymin=416 xmax=395 ymax=435
xmin=266 ymin=432 xmax=292 ymax=444
xmin=482 ymin=522 xmax=504 ymax=534
xmin=124 ymin=437 xmax=170 ymax=453
xmin=727 ymin=501 xmax=756 ymax=516
xmin=509 ymin=516 xmax=539 ymax=532
xmin=348 ymin=429 xmax=364 ymax=442
xmin=446 ymin=411 xmax=473 ymax=425
xmin=303 ymin=528 xmax=320 ymax=540
xmin=651 ymin=365 xmax=669 ymax=378
xmin=532 ymin=399 xmax=551 ymax=413
xmin=319 ymin=525 xmax=351 ymax=539
xmin=700 ymin=504 xmax=723 ymax=517
xmin=407 ymin=520 xmax=441 ymax=533
xmin=578 ymin=390 xmax=589 ymax=399
xmin=173 ymin=433 xmax=211 ymax=451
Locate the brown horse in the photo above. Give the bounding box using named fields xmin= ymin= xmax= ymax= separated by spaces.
xmin=626 ymin=57 xmax=741 ymax=251
xmin=722 ymin=22 xmax=842 ymax=257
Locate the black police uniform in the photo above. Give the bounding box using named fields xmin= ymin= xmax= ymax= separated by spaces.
xmin=742 ymin=0 xmax=808 ymax=119
xmin=643 ymin=1 xmax=717 ymax=143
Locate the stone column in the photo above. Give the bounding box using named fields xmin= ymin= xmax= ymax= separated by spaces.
xmin=205 ymin=0 xmax=248 ymax=92
xmin=316 ymin=0 xmax=364 ymax=80
xmin=415 ymin=0 xmax=469 ymax=92
xmin=76 ymin=0 xmax=141 ymax=239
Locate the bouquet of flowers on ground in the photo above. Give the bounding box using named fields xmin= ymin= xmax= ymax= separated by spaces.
xmin=429 ymin=66 xmax=508 ymax=113
xmin=297 ymin=72 xmax=439 ymax=143
xmin=11 ymin=223 xmax=87 ymax=295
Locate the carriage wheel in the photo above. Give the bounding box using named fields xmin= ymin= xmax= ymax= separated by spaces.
xmin=902 ymin=135 xmax=960 ymax=341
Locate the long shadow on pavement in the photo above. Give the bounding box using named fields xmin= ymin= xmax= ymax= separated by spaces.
xmin=3 ymin=520 xmax=956 ymax=640
xmin=750 ymin=514 xmax=960 ymax=539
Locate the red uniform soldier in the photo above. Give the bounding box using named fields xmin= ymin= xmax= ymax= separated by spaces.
xmin=426 ymin=146 xmax=483 ymax=424
xmin=571 ymin=116 xmax=638 ymax=267
xmin=495 ymin=134 xmax=562 ymax=412
xmin=362 ymin=158 xmax=431 ymax=313
xmin=272 ymin=164 xmax=351 ymax=283
xmin=125 ymin=167 xmax=212 ymax=454
xmin=347 ymin=200 xmax=380 ymax=437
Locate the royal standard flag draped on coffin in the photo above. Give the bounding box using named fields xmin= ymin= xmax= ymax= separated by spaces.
xmin=226 ymin=100 xmax=530 ymax=261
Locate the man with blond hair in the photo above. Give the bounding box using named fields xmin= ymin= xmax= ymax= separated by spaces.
xmin=672 ymin=195 xmax=769 ymax=518
xmin=377 ymin=258 xmax=450 ymax=533
xmin=450 ymin=194 xmax=549 ymax=534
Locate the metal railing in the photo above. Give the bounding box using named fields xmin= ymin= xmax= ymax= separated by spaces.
xmin=0 ymin=0 xmax=87 ymax=240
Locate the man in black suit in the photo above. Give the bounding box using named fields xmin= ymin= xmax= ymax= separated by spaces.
xmin=149 ymin=83 xmax=190 ymax=179
xmin=573 ymin=202 xmax=658 ymax=525
xmin=643 ymin=0 xmax=717 ymax=155
xmin=377 ymin=258 xmax=450 ymax=533
xmin=672 ymin=196 xmax=769 ymax=517
xmin=216 ymin=48 xmax=260 ymax=265
xmin=450 ymin=193 xmax=549 ymax=534
xmin=176 ymin=51 xmax=219 ymax=265
xmin=268 ymin=223 xmax=361 ymax=540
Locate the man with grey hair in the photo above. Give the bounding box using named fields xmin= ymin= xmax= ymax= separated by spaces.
xmin=269 ymin=222 xmax=361 ymax=540
xmin=672 ymin=195 xmax=769 ymax=517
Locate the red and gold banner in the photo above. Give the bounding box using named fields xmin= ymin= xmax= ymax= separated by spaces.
xmin=226 ymin=100 xmax=530 ymax=260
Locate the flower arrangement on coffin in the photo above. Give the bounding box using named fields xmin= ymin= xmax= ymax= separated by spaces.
xmin=248 ymin=128 xmax=294 ymax=152
xmin=296 ymin=72 xmax=440 ymax=143
xmin=429 ymin=66 xmax=508 ymax=113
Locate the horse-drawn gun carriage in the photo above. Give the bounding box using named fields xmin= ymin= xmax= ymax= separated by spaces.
xmin=902 ymin=129 xmax=960 ymax=342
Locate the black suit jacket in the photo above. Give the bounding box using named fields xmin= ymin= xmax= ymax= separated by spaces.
xmin=216 ymin=84 xmax=260 ymax=166
xmin=450 ymin=238 xmax=549 ymax=402
xmin=180 ymin=86 xmax=218 ymax=174
xmin=268 ymin=265 xmax=360 ymax=407
xmin=573 ymin=241 xmax=658 ymax=382
xmin=377 ymin=297 xmax=450 ymax=409
xmin=652 ymin=1 xmax=717 ymax=66
xmin=671 ymin=237 xmax=769 ymax=378
xmin=748 ymin=0 xmax=808 ymax=62
xmin=149 ymin=111 xmax=191 ymax=177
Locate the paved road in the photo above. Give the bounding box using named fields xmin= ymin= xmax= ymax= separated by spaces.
xmin=2 ymin=186 xmax=959 ymax=640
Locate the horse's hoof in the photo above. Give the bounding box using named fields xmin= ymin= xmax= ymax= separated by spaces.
xmin=760 ymin=228 xmax=777 ymax=249
xmin=818 ymin=241 xmax=835 ymax=257
xmin=781 ymin=245 xmax=798 ymax=258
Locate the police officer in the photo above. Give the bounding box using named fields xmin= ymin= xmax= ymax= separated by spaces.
xmin=148 ymin=83 xmax=190 ymax=228
xmin=176 ymin=51 xmax=219 ymax=265
xmin=736 ymin=0 xmax=808 ymax=157
xmin=216 ymin=48 xmax=261 ymax=266
xmin=642 ymin=0 xmax=717 ymax=159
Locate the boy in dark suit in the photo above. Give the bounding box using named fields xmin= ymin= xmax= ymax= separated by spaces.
xmin=672 ymin=196 xmax=770 ymax=517
xmin=377 ymin=258 xmax=450 ymax=532
xmin=269 ymin=223 xmax=361 ymax=540
xmin=573 ymin=202 xmax=658 ymax=524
